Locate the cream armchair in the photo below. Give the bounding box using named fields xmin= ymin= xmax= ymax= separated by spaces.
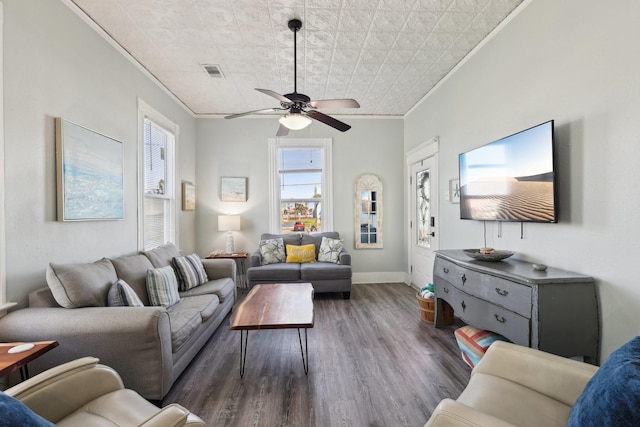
xmin=5 ymin=357 xmax=206 ymax=427
xmin=424 ymin=341 xmax=599 ymax=427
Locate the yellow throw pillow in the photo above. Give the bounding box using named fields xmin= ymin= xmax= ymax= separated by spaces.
xmin=286 ymin=244 xmax=316 ymax=263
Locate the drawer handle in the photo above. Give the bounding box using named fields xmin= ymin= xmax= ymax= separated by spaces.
xmin=461 ymin=274 xmax=467 ymax=285
xmin=495 ymin=288 xmax=509 ymax=296
xmin=443 ymin=267 xmax=449 ymax=274
xmin=443 ymin=287 xmax=449 ymax=294
xmin=461 ymin=300 xmax=466 ymax=311
xmin=494 ymin=314 xmax=506 ymax=323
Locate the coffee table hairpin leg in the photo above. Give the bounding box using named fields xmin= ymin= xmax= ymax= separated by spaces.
xmin=298 ymin=328 xmax=309 ymax=375
xmin=240 ymin=330 xmax=249 ymax=378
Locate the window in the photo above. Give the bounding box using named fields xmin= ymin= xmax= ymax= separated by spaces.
xmin=138 ymin=100 xmax=177 ymax=250
xmin=268 ymin=138 xmax=333 ymax=233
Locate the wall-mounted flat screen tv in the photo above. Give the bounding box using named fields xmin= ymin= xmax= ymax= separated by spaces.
xmin=459 ymin=120 xmax=557 ymax=223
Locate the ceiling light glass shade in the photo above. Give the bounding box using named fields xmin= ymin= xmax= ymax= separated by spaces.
xmin=279 ymin=113 xmax=312 ymax=130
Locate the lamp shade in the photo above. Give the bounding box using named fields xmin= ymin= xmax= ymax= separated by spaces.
xmin=279 ymin=113 xmax=312 ymax=130
xmin=218 ymin=215 xmax=241 ymax=231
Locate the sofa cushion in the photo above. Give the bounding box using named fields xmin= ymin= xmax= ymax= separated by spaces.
xmin=110 ymin=254 xmax=154 ymax=306
xmin=454 ymin=326 xmax=511 ymax=368
xmin=261 ymin=233 xmax=301 ymax=247
xmin=301 ymin=232 xmax=340 ymax=258
xmin=300 ymin=262 xmax=352 ymax=281
xmin=318 ymin=236 xmax=344 ymax=263
xmin=0 ymin=391 xmax=55 ymax=426
xmin=179 ymin=278 xmax=235 ymax=303
xmin=142 ymin=242 xmax=181 ymax=268
xmin=286 ymin=244 xmax=316 ymax=263
xmin=107 ymin=279 xmax=144 ymax=307
xmin=247 ymin=263 xmax=301 ymax=283
xmin=146 ymin=266 xmax=181 ymax=307
xmin=568 ymin=336 xmax=640 ymax=427
xmin=259 ymin=238 xmax=286 ymax=265
xmin=46 ymin=258 xmax=117 ymax=308
xmin=167 ymin=296 xmax=219 ymax=350
xmin=172 ymin=254 xmax=208 ymax=291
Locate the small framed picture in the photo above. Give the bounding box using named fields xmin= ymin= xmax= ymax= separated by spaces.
xmin=449 ymin=179 xmax=460 ymax=204
xmin=221 ymin=177 xmax=247 ymax=202
xmin=182 ymin=182 xmax=195 ymax=210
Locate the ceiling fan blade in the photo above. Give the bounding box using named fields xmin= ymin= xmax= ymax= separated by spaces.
xmin=255 ymin=88 xmax=292 ymax=104
xmin=306 ymin=110 xmax=351 ymax=132
xmin=224 ymin=108 xmax=285 ymax=119
xmin=276 ymin=124 xmax=290 ymax=137
xmin=308 ymin=99 xmax=360 ymax=109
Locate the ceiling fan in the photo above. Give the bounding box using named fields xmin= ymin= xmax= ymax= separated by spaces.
xmin=224 ymin=19 xmax=360 ymax=136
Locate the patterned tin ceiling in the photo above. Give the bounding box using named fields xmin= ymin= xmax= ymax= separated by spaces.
xmin=69 ymin=0 xmax=524 ymax=116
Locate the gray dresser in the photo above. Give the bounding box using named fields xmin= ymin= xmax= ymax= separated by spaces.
xmin=434 ymin=250 xmax=599 ymax=364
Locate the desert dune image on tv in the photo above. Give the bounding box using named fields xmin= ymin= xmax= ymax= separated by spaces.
xmin=459 ymin=121 xmax=556 ymax=222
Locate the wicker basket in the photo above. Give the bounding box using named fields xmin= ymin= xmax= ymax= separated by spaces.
xmin=416 ymin=293 xmax=436 ymax=323
xmin=416 ymin=293 xmax=455 ymax=324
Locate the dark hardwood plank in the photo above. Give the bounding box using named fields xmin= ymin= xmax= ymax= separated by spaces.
xmin=164 ymin=283 xmax=470 ymax=426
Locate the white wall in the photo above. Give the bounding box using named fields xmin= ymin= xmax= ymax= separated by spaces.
xmin=195 ymin=117 xmax=405 ymax=279
xmin=3 ymin=0 xmax=197 ymax=306
xmin=405 ymin=0 xmax=640 ymax=360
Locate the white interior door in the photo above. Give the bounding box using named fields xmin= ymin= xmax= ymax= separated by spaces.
xmin=410 ymin=157 xmax=438 ymax=289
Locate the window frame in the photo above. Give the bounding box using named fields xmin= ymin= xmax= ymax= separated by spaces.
xmin=137 ymin=99 xmax=178 ymax=251
xmin=268 ymin=138 xmax=333 ymax=233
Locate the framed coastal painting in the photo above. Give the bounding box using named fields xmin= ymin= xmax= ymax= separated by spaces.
xmin=55 ymin=118 xmax=124 ymax=221
xmin=182 ymin=182 xmax=195 ymax=210
xmin=220 ymin=176 xmax=247 ymax=202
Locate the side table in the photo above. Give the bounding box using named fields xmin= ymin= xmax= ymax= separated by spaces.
xmin=206 ymin=252 xmax=248 ymax=291
xmin=0 ymin=341 xmax=59 ymax=381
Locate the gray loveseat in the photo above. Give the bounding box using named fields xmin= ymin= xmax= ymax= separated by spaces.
xmin=0 ymin=243 xmax=236 ymax=401
xmin=246 ymin=232 xmax=352 ymax=299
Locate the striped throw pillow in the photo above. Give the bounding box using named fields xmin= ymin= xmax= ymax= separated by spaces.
xmin=146 ymin=266 xmax=180 ymax=307
xmin=454 ymin=326 xmax=511 ymax=368
xmin=173 ymin=254 xmax=208 ymax=291
xmin=108 ymin=279 xmax=144 ymax=307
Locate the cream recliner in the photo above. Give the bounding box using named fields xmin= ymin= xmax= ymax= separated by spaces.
xmin=5 ymin=357 xmax=206 ymax=427
xmin=424 ymin=341 xmax=599 ymax=427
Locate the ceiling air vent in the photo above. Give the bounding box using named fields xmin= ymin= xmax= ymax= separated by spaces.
xmin=201 ymin=64 xmax=224 ymax=78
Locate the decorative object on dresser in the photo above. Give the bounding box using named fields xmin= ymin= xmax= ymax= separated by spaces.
xmin=433 ymin=250 xmax=599 ymax=364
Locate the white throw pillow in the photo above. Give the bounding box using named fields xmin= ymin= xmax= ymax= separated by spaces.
xmin=259 ymin=238 xmax=286 ymax=265
xmin=318 ymin=236 xmax=344 ymax=263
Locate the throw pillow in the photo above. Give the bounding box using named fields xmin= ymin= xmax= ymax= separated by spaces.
xmin=146 ymin=266 xmax=181 ymax=307
xmin=0 ymin=392 xmax=55 ymax=427
xmin=286 ymin=244 xmax=316 ymax=263
xmin=107 ymin=279 xmax=144 ymax=307
xmin=568 ymin=336 xmax=640 ymax=427
xmin=46 ymin=258 xmax=117 ymax=308
xmin=173 ymin=254 xmax=209 ymax=291
xmin=317 ymin=236 xmax=344 ymax=263
xmin=454 ymin=326 xmax=511 ymax=368
xmin=259 ymin=238 xmax=286 ymax=265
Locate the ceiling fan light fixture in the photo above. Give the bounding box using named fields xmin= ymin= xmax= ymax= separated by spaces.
xmin=279 ymin=113 xmax=312 ymax=130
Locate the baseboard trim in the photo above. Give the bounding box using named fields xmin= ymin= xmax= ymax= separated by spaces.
xmin=353 ymin=272 xmax=408 ymax=285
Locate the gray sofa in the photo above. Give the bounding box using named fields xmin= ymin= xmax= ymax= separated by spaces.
xmin=0 ymin=243 xmax=236 ymax=401
xmin=246 ymin=232 xmax=352 ymax=299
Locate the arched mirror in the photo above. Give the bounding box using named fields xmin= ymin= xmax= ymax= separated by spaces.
xmin=355 ymin=173 xmax=383 ymax=249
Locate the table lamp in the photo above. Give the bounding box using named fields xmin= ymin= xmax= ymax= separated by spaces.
xmin=218 ymin=214 xmax=241 ymax=253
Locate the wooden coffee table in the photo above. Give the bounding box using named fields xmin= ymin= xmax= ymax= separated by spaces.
xmin=230 ymin=283 xmax=314 ymax=377
xmin=0 ymin=341 xmax=59 ymax=380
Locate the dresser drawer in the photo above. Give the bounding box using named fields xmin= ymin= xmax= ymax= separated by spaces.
xmin=434 ymin=257 xmax=532 ymax=318
xmin=455 ymin=291 xmax=530 ymax=347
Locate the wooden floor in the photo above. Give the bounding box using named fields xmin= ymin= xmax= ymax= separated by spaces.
xmin=164 ymin=283 xmax=470 ymax=427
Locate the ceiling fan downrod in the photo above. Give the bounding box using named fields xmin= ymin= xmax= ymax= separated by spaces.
xmin=288 ymin=19 xmax=302 ymax=95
